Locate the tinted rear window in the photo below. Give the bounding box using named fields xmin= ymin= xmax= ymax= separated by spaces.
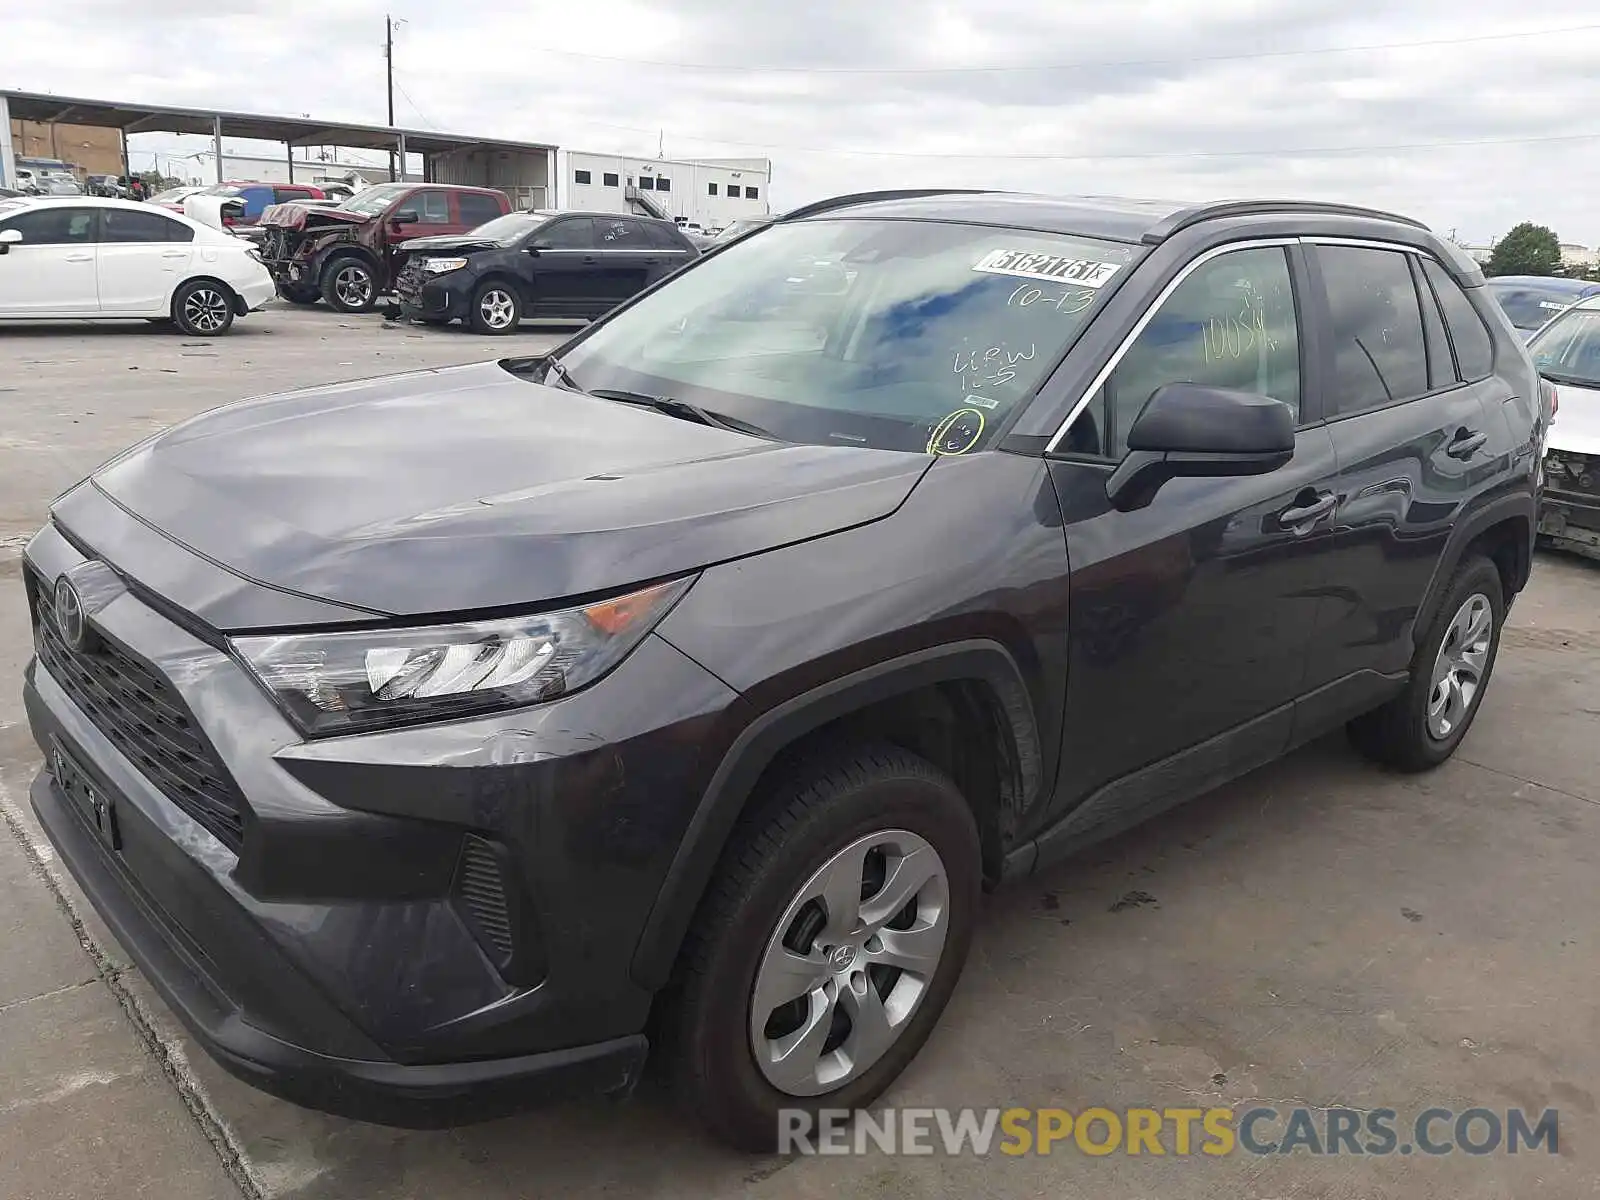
xmin=1487 ymin=281 xmax=1585 ymax=330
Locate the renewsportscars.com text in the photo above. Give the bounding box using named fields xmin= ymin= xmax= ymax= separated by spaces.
xmin=778 ymin=1106 xmax=1560 ymax=1157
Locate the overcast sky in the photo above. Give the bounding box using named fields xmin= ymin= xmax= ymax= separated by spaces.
xmin=6 ymin=1 xmax=1600 ymax=244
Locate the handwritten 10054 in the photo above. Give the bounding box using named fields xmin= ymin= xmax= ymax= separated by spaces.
xmin=952 ymin=343 xmax=1036 ymax=390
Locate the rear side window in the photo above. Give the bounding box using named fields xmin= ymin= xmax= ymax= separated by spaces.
xmin=1413 ymin=257 xmax=1453 ymax=391
xmin=275 ymin=187 xmax=313 ymax=203
xmin=1317 ymin=245 xmax=1428 ymax=416
xmin=101 ymin=208 xmax=193 ymax=243
xmin=597 ymin=218 xmax=648 ymax=247
xmin=643 ymin=222 xmax=686 ymax=251
xmin=1423 ymin=260 xmax=1495 ymax=381
xmin=458 ymin=193 xmax=503 ymax=228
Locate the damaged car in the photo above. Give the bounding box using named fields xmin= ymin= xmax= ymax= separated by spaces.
xmin=257 ymin=182 xmax=511 ymax=312
xmin=1528 ymin=293 xmax=1600 ymax=559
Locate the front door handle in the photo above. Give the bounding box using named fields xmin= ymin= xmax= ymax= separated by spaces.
xmin=64 ymin=252 xmax=94 ymax=263
xmin=1277 ymin=491 xmax=1337 ymax=530
xmin=1447 ymin=428 xmax=1488 ymax=460
xmin=581 ymin=255 xmax=598 ymax=264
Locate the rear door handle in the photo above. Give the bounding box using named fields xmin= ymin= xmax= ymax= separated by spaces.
xmin=1447 ymin=428 xmax=1488 ymax=460
xmin=64 ymin=252 xmax=93 ymax=263
xmin=581 ymin=255 xmax=598 ymax=264
xmin=1277 ymin=491 xmax=1337 ymax=530
xmin=161 ymin=250 xmax=187 ymax=259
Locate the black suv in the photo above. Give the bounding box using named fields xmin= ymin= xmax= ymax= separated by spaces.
xmin=390 ymin=209 xmax=699 ymax=333
xmin=21 ymin=191 xmax=1545 ymax=1150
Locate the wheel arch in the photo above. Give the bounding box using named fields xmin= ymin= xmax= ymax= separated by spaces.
xmin=169 ymin=276 xmax=242 ymax=328
xmin=631 ymin=639 xmax=1043 ymax=991
xmin=1413 ymin=493 xmax=1534 ymax=645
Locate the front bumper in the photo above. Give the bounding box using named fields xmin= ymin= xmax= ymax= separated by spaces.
xmin=21 ymin=517 xmax=738 ymax=1124
xmin=395 ymin=266 xmax=471 ymax=322
xmin=30 ymin=766 xmax=646 ymax=1126
xmin=1538 ymin=490 xmax=1600 ymax=560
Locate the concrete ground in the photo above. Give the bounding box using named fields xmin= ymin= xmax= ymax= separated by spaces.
xmin=2 ymin=306 xmax=1597 ymax=1199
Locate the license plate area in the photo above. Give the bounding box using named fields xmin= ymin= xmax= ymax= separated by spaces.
xmin=51 ymin=740 xmax=119 ymax=851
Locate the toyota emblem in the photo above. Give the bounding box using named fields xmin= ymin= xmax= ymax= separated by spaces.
xmin=53 ymin=575 xmax=89 ymax=652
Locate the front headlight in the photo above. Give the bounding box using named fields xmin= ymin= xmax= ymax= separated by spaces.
xmin=232 ymin=578 xmax=692 ymax=735
xmin=424 ymin=256 xmax=469 ymax=274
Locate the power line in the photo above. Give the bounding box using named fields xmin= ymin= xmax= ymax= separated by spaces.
xmin=565 ymin=120 xmax=1600 ymax=162
xmin=392 ymin=77 xmax=438 ymax=130
xmin=534 ymin=21 xmax=1600 ymax=76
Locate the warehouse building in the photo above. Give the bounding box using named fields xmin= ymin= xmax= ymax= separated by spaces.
xmin=561 ymin=151 xmax=772 ymax=230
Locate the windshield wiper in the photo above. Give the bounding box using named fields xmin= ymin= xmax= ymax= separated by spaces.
xmin=587 ymin=388 xmax=774 ymax=438
xmin=542 ymin=355 xmax=584 ymax=392
xmin=1539 ymin=370 xmax=1597 ymax=388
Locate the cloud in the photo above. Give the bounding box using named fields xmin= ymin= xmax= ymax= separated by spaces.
xmin=5 ymin=0 xmax=1600 ymax=243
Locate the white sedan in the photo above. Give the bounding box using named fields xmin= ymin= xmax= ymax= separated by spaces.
xmin=0 ymin=196 xmax=275 ymax=335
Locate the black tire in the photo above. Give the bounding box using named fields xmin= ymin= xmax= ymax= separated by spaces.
xmin=1348 ymin=555 xmax=1504 ymax=771
xmin=278 ymin=284 xmax=320 ymax=306
xmin=467 ymin=279 xmax=522 ymax=335
xmin=170 ymin=280 xmax=235 ymax=336
xmin=320 ymin=256 xmax=378 ymax=313
xmin=663 ymin=744 xmax=981 ymax=1152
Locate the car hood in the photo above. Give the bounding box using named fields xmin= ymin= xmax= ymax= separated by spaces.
xmin=260 ymin=203 xmax=370 ymax=230
xmin=87 ymin=361 xmax=931 ymax=623
xmin=1548 ymin=380 xmax=1600 ymax=456
xmin=399 ymin=233 xmax=501 ymax=254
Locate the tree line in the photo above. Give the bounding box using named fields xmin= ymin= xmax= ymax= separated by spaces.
xmin=1480 ymin=222 xmax=1599 ymax=281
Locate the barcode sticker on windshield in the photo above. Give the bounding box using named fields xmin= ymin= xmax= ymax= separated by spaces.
xmin=973 ymin=250 xmax=1121 ymax=288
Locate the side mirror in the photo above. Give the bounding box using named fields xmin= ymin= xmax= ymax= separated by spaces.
xmin=0 ymin=228 xmax=21 ymax=255
xmin=526 ymin=239 xmax=552 ymax=253
xmin=1105 ymin=383 xmax=1296 ymax=511
xmin=392 ymin=208 xmax=419 ymax=224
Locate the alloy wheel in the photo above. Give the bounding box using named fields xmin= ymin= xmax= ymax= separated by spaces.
xmin=1427 ymin=591 xmax=1493 ymax=740
xmin=335 ymin=265 xmax=373 ymax=308
xmin=182 ymin=288 xmax=230 ymax=333
xmin=478 ymin=288 xmax=517 ymax=330
xmin=749 ymin=829 xmax=949 ymax=1097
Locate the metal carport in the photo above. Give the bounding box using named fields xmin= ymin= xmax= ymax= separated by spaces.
xmin=1 ymin=90 xmax=556 ymax=209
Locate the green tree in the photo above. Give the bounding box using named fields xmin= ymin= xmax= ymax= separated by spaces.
xmin=1485 ymin=222 xmax=1562 ymax=277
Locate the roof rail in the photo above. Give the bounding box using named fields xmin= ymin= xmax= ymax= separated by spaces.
xmin=1142 ymin=200 xmax=1430 ymax=244
xmin=779 ymin=189 xmax=992 ymax=223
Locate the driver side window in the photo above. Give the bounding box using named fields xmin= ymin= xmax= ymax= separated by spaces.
xmin=1064 ymin=246 xmax=1301 ymax=459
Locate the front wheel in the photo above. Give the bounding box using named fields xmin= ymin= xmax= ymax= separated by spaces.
xmin=468 ymin=280 xmax=521 ymax=334
xmin=170 ymin=280 xmax=235 ymax=336
xmin=321 ymin=257 xmax=378 ymax=313
xmin=663 ymin=745 xmax=980 ymax=1151
xmin=1348 ymin=554 xmax=1504 ymax=771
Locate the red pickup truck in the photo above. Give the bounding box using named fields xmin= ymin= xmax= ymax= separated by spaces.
xmin=257 ymin=182 xmax=511 ymax=312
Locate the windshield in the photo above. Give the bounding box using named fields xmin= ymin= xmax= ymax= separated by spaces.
xmin=470 ymin=213 xmax=538 ymax=243
xmin=199 ymin=184 xmax=246 ymax=198
xmin=555 ymin=218 xmax=1139 ymax=454
xmin=1529 ymin=307 xmax=1600 ymax=387
xmin=340 ymin=184 xmax=411 ymax=216
xmin=148 ymin=187 xmax=194 ymax=203
xmin=1487 ymin=280 xmax=1586 ymax=331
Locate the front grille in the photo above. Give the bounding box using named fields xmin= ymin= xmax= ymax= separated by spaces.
xmin=455 ymin=836 xmax=514 ymax=959
xmin=29 ymin=568 xmax=247 ymax=852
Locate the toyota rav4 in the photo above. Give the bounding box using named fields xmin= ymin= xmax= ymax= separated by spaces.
xmin=22 ymin=191 xmax=1545 ymax=1151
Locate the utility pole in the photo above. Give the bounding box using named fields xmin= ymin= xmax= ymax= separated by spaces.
xmin=385 ymin=14 xmax=396 ymax=180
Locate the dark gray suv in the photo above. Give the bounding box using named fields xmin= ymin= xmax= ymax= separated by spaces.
xmin=22 ymin=191 xmax=1546 ymax=1150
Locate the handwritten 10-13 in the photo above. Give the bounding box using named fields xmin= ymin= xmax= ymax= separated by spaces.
xmin=1007 ymin=284 xmax=1096 ymax=315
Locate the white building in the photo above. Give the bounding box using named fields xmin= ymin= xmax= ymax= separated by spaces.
xmin=178 ymin=150 xmax=398 ymax=189
xmin=560 ymin=151 xmax=771 ymax=230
